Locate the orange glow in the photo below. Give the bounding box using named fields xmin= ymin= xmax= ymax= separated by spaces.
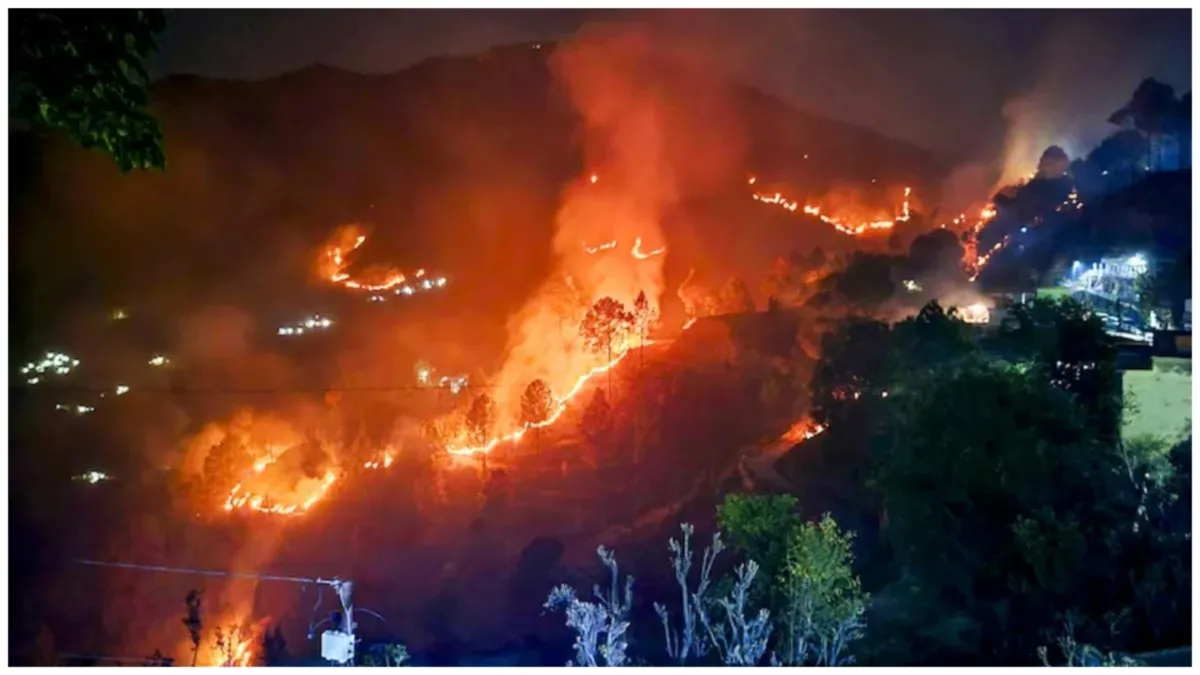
xmin=781 ymin=418 xmax=826 ymax=444
xmin=631 ymin=237 xmax=666 ymax=260
xmin=223 ymin=469 xmax=338 ymax=516
xmin=319 ymin=224 xmax=446 ymax=295
xmin=445 ymin=344 xmax=643 ymax=457
xmin=201 ymin=617 xmax=258 ymax=667
xmin=752 ymin=185 xmax=912 ymax=236
xmin=955 ymin=204 xmax=1002 ymax=281
xmin=582 ymin=239 xmax=618 ymax=255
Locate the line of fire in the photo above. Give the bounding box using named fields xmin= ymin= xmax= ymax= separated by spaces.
xmin=8 ymin=9 xmax=1192 ymax=669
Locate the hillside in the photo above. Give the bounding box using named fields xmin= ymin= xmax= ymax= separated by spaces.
xmin=11 ymin=42 xmax=947 ymax=345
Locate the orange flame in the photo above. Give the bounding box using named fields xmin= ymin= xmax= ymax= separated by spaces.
xmin=223 ymin=468 xmax=338 ymax=516
xmin=631 ymin=237 xmax=666 ymax=260
xmin=320 ymin=225 xmax=446 ymax=295
xmin=751 ymin=184 xmax=912 ymax=236
xmin=445 ymin=344 xmax=644 ymax=457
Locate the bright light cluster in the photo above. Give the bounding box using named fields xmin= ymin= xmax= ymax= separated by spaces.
xmin=72 ymin=470 xmax=112 ymax=484
xmin=21 ymin=351 xmax=80 ymax=384
xmin=278 ymin=314 xmax=334 ymax=337
xmin=364 ymin=273 xmax=449 ymax=303
xmin=56 ymin=403 xmax=95 ymax=415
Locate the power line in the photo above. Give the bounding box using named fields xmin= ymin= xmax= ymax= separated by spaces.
xmin=57 ymin=652 xmax=174 ymax=666
xmin=10 ymin=363 xmax=737 ymax=396
xmin=74 ymin=559 xmax=326 ymax=586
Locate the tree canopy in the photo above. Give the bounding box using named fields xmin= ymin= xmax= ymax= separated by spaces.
xmin=10 ymin=10 xmax=168 ymax=172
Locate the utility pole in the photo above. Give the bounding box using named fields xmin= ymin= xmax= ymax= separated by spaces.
xmin=74 ymin=560 xmax=361 ymax=666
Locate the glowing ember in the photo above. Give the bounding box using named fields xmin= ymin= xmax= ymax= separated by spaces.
xmin=955 ymin=204 xmax=1001 ymax=281
xmin=445 ymin=346 xmax=642 ymax=457
xmin=582 ymin=240 xmax=618 ymax=255
xmin=781 ymin=418 xmax=826 ymax=444
xmin=364 ymin=451 xmax=395 ymax=470
xmin=752 ymin=185 xmax=912 ymax=236
xmin=223 ymin=469 xmax=338 ymax=516
xmin=631 ymin=237 xmax=666 ymax=260
xmin=320 ymin=224 xmax=448 ymax=296
xmin=959 ymin=302 xmax=991 ymax=324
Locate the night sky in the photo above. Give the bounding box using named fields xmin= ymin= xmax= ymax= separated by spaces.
xmin=152 ymin=9 xmax=1191 ymax=161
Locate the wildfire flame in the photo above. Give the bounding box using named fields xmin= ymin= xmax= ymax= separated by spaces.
xmin=954 ymin=205 xmax=1001 ymax=281
xmin=582 ymin=237 xmax=666 ymax=259
xmin=781 ymin=418 xmax=826 ymax=444
xmin=445 ymin=344 xmax=642 ymax=457
xmin=320 ymin=225 xmax=446 ymax=295
xmin=223 ymin=468 xmax=338 ymax=517
xmin=751 ymin=181 xmax=912 ymax=236
xmin=631 ymin=236 xmax=666 ymax=260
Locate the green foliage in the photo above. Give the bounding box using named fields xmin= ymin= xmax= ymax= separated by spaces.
xmin=716 ymin=495 xmax=868 ymax=665
xmin=988 ymin=297 xmax=1121 ymax=441
xmin=362 ymin=643 xmax=410 ymax=667
xmin=810 ymin=317 xmax=893 ymax=426
xmin=777 ymin=513 xmax=868 ymax=665
xmin=716 ymin=493 xmax=800 ymax=605
xmin=1037 ymin=622 xmax=1145 ymax=667
xmin=10 ymin=10 xmax=167 ymax=172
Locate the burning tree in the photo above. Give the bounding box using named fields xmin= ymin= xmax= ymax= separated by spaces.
xmin=580 ymin=297 xmax=634 ymax=396
xmin=520 ymin=379 xmax=556 ymax=455
xmin=202 ymin=436 xmax=251 ymax=509
xmin=632 ymin=291 xmax=659 ymax=349
xmin=466 ymin=393 xmax=496 ymax=474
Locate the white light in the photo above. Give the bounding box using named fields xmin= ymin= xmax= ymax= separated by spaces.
xmin=1020 ymin=227 xmax=1028 ymax=233
xmin=115 ymin=385 xmax=130 ymax=396
xmin=149 ymin=355 xmax=170 ymax=367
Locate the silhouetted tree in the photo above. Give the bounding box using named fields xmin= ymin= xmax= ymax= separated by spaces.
xmin=262 ymin=626 xmax=287 ymax=666
xmin=466 ymin=393 xmax=497 ymax=475
xmin=10 ymin=10 xmax=167 ymax=171
xmin=520 ymin=379 xmax=555 ymax=455
xmin=1108 ymin=78 xmax=1181 ymax=171
xmin=183 ymin=589 xmax=203 ymax=666
xmin=580 ymin=297 xmax=634 ymax=396
xmin=1037 ymin=145 xmax=1071 ymax=179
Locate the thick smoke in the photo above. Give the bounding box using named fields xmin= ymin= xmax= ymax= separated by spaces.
xmin=488 ymin=23 xmax=716 ymax=424
xmin=968 ymin=12 xmax=1189 ymax=202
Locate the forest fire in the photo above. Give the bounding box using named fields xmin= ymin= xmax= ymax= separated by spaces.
xmin=750 ymin=181 xmax=913 ymax=236
xmin=223 ymin=469 xmax=338 ymax=516
xmin=319 ymin=224 xmax=447 ymax=296
xmin=953 ymin=205 xmax=1001 ymax=280
xmin=445 ymin=344 xmax=638 ymax=457
xmin=781 ymin=418 xmax=826 ymax=444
